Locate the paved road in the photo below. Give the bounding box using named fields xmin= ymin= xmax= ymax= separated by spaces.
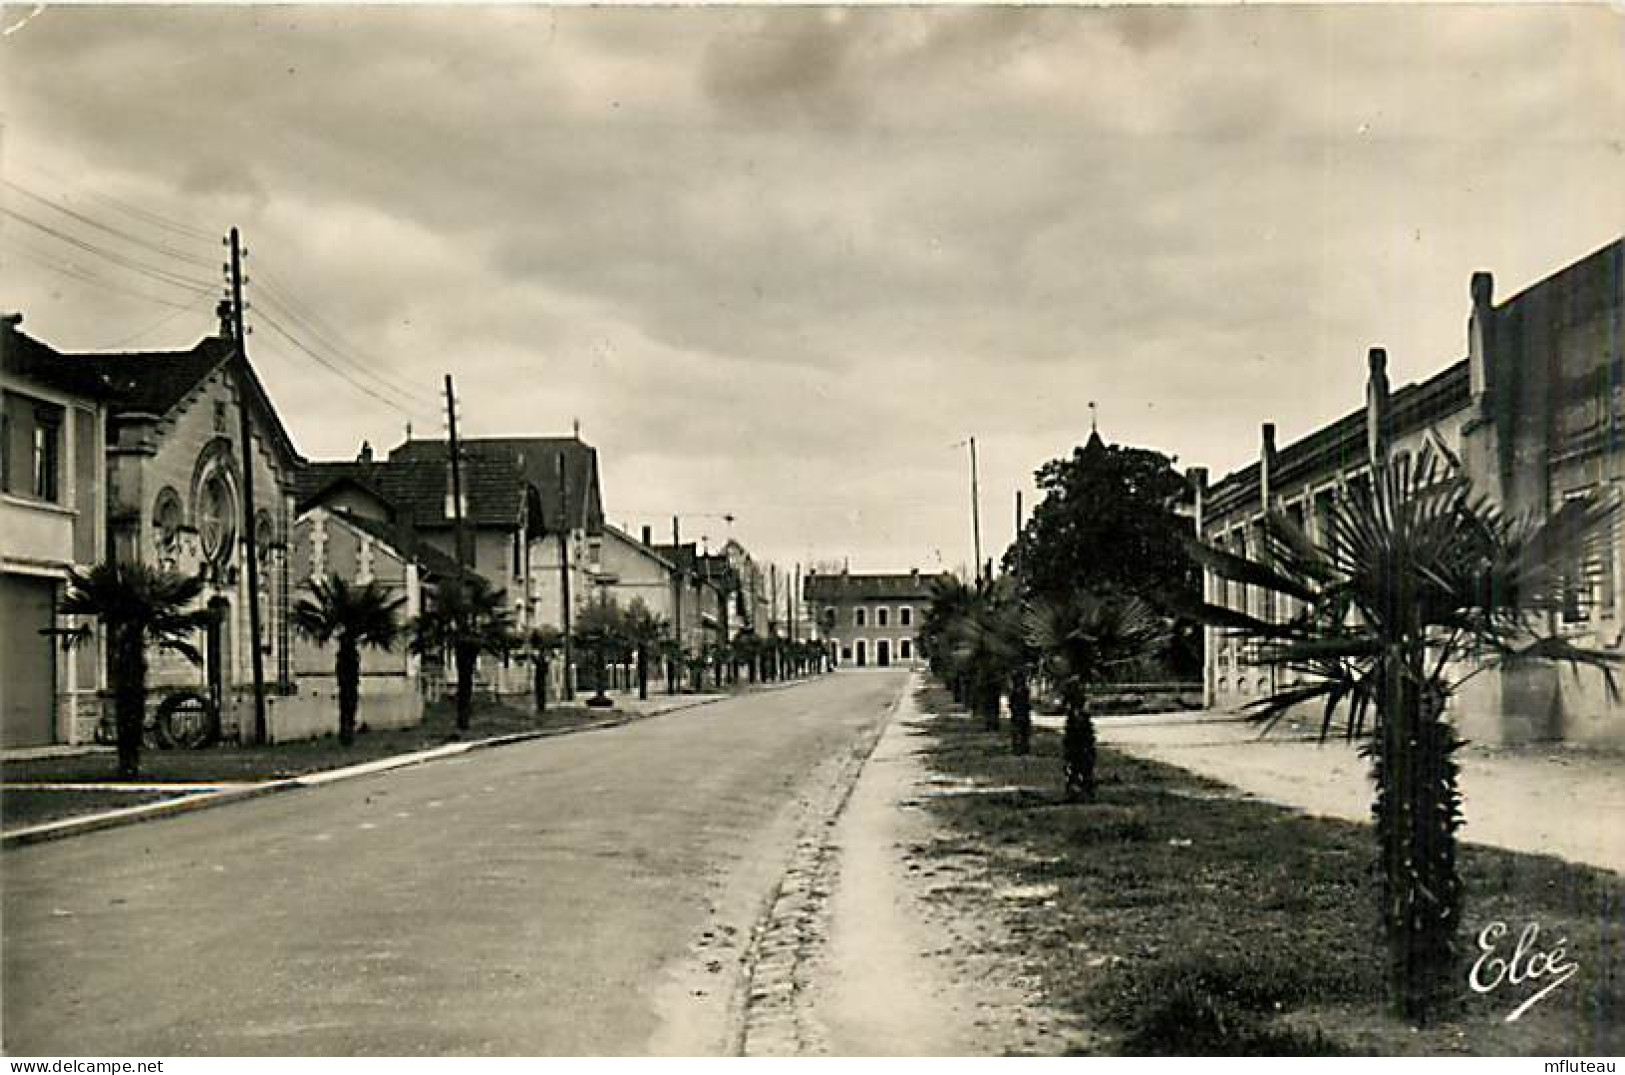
xmin=1077 ymin=711 xmax=1625 ymax=873
xmin=2 ymin=671 xmax=908 ymax=1056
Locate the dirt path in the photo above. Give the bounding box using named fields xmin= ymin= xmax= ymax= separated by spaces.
xmin=1083 ymin=711 xmax=1625 ymax=873
xmin=797 ymin=678 xmax=1046 ymax=1056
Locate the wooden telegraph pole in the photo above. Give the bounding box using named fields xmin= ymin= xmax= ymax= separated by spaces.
xmin=444 ymin=375 xmax=468 ymax=568
xmin=228 ymin=227 xmax=268 ymax=744
xmin=969 ymin=436 xmax=983 ymax=582
xmin=558 ymin=452 xmax=574 ymax=698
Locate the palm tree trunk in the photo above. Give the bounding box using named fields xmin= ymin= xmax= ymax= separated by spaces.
xmin=336 ymin=639 xmax=360 ymax=746
xmin=1062 ymin=693 xmax=1096 ymax=802
xmin=111 ymin=626 xmax=147 ymax=780
xmin=979 ymin=673 xmax=1000 ymax=732
xmin=454 ymin=643 xmax=476 ymax=731
xmin=1009 ymin=667 xmax=1033 ymax=756
xmin=1373 ymin=659 xmax=1462 ymax=1025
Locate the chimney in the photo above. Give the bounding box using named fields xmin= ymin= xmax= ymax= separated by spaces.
xmin=1260 ymin=423 xmax=1276 ymax=511
xmin=1468 ymin=271 xmax=1496 ymax=402
xmin=358 ymin=440 xmax=374 ymax=464
xmin=641 ymin=525 xmax=652 ymax=546
xmin=216 ymin=299 xmax=235 ymax=340
xmin=1366 ymin=347 xmax=1391 ymax=470
xmin=1187 ymin=466 xmax=1209 ymax=534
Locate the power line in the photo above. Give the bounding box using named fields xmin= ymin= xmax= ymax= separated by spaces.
xmin=0 ymin=205 xmax=217 ymax=294
xmin=10 ymin=161 xmax=217 ymax=242
xmin=250 ymin=255 xmax=439 ymax=406
xmin=0 ymin=237 xmax=211 ymax=311
xmin=96 ymin=295 xmax=216 ymax=349
xmin=252 ymin=304 xmax=437 ymax=418
xmin=250 ymin=279 xmax=439 ymax=409
xmin=4 ymin=179 xmax=217 ymax=270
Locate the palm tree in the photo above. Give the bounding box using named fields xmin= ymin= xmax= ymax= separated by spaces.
xmin=291 ymin=573 xmax=405 ymax=746
xmin=623 ymin=600 xmax=668 ymax=701
xmin=524 ymin=625 xmax=565 ymax=713
xmin=1024 ymin=589 xmax=1168 ymax=802
xmin=1188 ymin=446 xmax=1618 ymax=1023
xmin=920 ymin=576 xmax=976 ymax=705
xmin=58 ymin=561 xmax=214 ymax=778
xmin=410 ymin=575 xmax=514 ymax=731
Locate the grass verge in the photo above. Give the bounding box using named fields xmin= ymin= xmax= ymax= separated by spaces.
xmin=912 ymin=683 xmax=1623 ymax=1056
xmin=3 ymin=697 xmax=613 ymax=786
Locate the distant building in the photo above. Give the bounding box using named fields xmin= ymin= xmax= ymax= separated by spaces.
xmin=1 ymin=316 xmax=110 ymax=747
xmin=803 ymin=568 xmax=945 ymax=668
xmin=1200 ymin=236 xmax=1625 ymax=745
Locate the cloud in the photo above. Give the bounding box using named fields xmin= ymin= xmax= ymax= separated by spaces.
xmin=3 ymin=5 xmax=1622 ymax=573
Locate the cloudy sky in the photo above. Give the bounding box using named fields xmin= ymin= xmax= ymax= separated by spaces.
xmin=3 ymin=4 xmax=1622 ymax=576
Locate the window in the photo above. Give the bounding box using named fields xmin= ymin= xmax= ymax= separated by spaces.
xmin=900 ymin=606 xmax=912 ymax=627
xmin=877 ymin=606 xmax=889 ymax=628
xmin=153 ymin=488 xmax=184 ymax=562
xmin=196 ymin=467 xmax=238 ymax=568
xmin=900 ymin=639 xmax=912 ymax=660
xmin=1 ymin=392 xmax=63 ymax=504
xmin=854 ymin=607 xmax=866 ymax=627
xmin=841 ymin=645 xmax=852 ymax=661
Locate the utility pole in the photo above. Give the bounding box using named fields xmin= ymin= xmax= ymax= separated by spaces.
xmin=969 ymin=435 xmax=983 ymax=582
xmin=558 ymin=452 xmax=574 ymax=698
xmin=793 ymin=563 xmax=801 ymax=642
xmin=444 ymin=375 xmax=468 ymax=569
xmin=228 ymin=227 xmax=268 ymax=745
xmin=672 ymin=516 xmax=684 ymax=660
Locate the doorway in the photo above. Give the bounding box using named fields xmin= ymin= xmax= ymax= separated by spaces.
xmin=877 ymin=639 xmax=891 ymax=668
xmin=855 ymin=639 xmax=867 ymax=667
xmin=1 ymin=574 xmax=56 ymax=747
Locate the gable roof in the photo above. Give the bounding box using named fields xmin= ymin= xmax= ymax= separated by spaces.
xmin=310 ymin=506 xmax=473 ymax=583
xmin=49 ymin=334 xmax=304 ymax=468
xmin=296 ymin=451 xmax=531 ymax=530
xmin=602 ymin=522 xmax=675 ymax=572
xmin=389 ymin=436 xmax=604 ymax=535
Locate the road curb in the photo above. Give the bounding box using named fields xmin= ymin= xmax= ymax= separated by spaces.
xmin=734 ymin=674 xmax=907 ymax=1056
xmin=1 ymin=691 xmax=750 ymax=850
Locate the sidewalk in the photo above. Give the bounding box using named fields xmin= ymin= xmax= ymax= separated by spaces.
xmin=1064 ymin=710 xmax=1625 ymax=873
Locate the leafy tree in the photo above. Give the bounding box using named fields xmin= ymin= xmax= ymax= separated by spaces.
xmin=1189 ymin=447 xmax=1618 ymax=1023
xmin=524 ymin=625 xmax=566 ymax=713
xmin=59 ymin=562 xmax=214 ymax=778
xmin=573 ymin=596 xmax=627 ymax=706
xmin=291 ymin=573 xmax=406 ymax=746
xmin=623 ymin=600 xmax=668 ymax=701
xmin=1007 ymin=432 xmax=1199 ymax=676
xmin=410 ymin=575 xmax=514 ymax=731
xmin=1024 ymin=590 xmax=1168 ymax=801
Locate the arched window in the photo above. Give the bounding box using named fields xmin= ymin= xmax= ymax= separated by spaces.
xmin=196 ymin=466 xmax=238 ymax=568
xmin=153 ymin=487 xmax=184 ymax=562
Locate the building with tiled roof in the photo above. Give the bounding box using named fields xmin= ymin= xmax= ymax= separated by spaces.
xmin=803 ymin=568 xmax=947 ymax=669
xmin=4 ymin=311 xmax=308 ymax=745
